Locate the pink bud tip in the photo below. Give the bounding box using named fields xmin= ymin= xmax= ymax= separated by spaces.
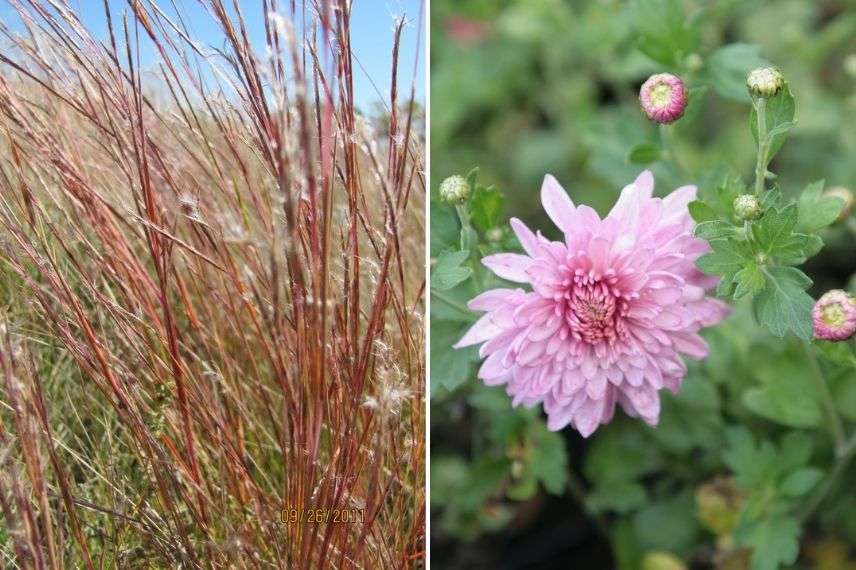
xmin=812 ymin=290 xmax=856 ymax=341
xmin=639 ymin=73 xmax=687 ymax=124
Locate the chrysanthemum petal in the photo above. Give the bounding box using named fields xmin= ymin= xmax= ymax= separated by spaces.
xmin=454 ymin=313 xmax=504 ymax=348
xmin=540 ymin=174 xmax=576 ymax=232
xmin=510 ymin=218 xmax=540 ymax=257
xmin=482 ymin=253 xmax=532 ymax=282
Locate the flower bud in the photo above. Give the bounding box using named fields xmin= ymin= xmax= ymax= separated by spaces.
xmin=812 ymin=290 xmax=856 ymax=341
xmin=733 ymin=194 xmax=762 ymax=221
xmin=823 ymin=186 xmax=853 ymax=223
xmin=642 ymin=551 xmax=686 ymax=570
xmin=639 ymin=73 xmax=687 ymax=124
xmin=439 ymin=175 xmax=470 ymax=205
xmin=746 ymin=67 xmax=784 ymax=98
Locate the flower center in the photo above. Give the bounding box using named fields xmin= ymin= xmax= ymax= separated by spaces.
xmin=649 ymin=83 xmax=673 ymax=109
xmin=821 ymin=303 xmax=846 ymax=328
xmin=563 ymin=277 xmax=627 ymax=345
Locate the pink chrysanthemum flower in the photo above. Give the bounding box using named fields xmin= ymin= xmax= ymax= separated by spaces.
xmin=455 ymin=171 xmax=729 ymax=437
xmin=812 ymin=290 xmax=856 ymax=341
xmin=639 ymin=73 xmax=687 ymax=124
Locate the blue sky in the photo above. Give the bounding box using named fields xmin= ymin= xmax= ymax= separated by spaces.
xmin=0 ymin=0 xmax=424 ymax=110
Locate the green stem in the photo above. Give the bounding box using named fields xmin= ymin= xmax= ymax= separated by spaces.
xmin=456 ymin=203 xmax=483 ymax=290
xmin=800 ymin=430 xmax=856 ymax=523
xmin=455 ymin=204 xmax=470 ymax=237
xmin=659 ymin=123 xmax=689 ymax=179
xmin=753 ymin=97 xmax=768 ymax=197
xmin=804 ymin=341 xmax=847 ymax=453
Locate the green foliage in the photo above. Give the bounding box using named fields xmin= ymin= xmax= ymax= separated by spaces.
xmin=796 ymin=180 xmax=845 ymax=234
xmin=753 ymin=266 xmax=814 ymax=340
xmin=706 ymin=43 xmax=769 ymax=103
xmin=626 ymin=142 xmax=663 ymax=165
xmin=430 ymin=170 xmax=569 ymax=524
xmin=694 ymin=177 xmax=838 ymax=339
xmin=750 ymin=84 xmax=795 ymax=164
xmin=470 ymin=185 xmax=505 ymax=231
xmin=431 ymin=250 xmax=473 ymax=291
xmin=630 ymin=0 xmax=698 ymax=67
xmin=737 ymin=516 xmax=801 ymax=570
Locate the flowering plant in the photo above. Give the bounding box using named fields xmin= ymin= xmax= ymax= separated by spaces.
xmin=430 ymin=1 xmax=856 ymax=568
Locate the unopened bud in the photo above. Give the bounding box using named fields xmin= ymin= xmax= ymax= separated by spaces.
xmin=733 ymin=194 xmax=762 ymax=221
xmin=439 ymin=175 xmax=470 ymax=205
xmin=639 ymin=73 xmax=687 ymax=124
xmin=813 ymin=290 xmax=856 ymax=341
xmin=823 ymin=186 xmax=853 ymax=223
xmin=747 ymin=67 xmax=784 ymax=98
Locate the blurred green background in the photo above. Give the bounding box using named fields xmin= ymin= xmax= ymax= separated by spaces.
xmin=430 ymin=0 xmax=856 ymax=568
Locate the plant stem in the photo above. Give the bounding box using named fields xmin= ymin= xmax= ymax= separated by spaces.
xmin=566 ymin=471 xmax=611 ymax=539
xmin=753 ymin=97 xmax=768 ymax=197
xmin=800 ymin=430 xmax=856 ymax=523
xmin=659 ymin=123 xmax=689 ymax=179
xmin=803 ymin=341 xmax=847 ymax=453
xmin=456 ymin=203 xmax=483 ymax=290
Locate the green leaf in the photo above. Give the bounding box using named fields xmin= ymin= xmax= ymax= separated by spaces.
xmin=831 ymin=368 xmax=856 ymax=422
xmin=760 ymin=188 xmax=784 ymax=211
xmin=796 ymin=180 xmax=844 ymax=233
xmin=778 ymin=431 xmax=813 ymax=471
xmin=723 ymin=427 xmax=778 ymax=490
xmin=585 ymin=424 xmax=664 ymax=485
xmin=626 ymin=142 xmax=663 ymax=165
xmin=736 ymin=516 xmax=800 ymax=570
xmin=696 ymin=239 xmax=752 ymax=276
xmin=815 ymin=340 xmax=856 ymax=367
xmin=742 ymin=348 xmax=823 ymax=428
xmin=707 ymin=43 xmax=770 ymax=103
xmin=768 ymin=233 xmax=823 ymax=265
xmin=751 ymin=203 xmax=797 ymax=254
xmin=431 ymin=250 xmax=473 ymax=291
xmin=530 ymin=424 xmax=568 ymax=495
xmin=588 ymin=481 xmax=647 ymax=514
xmin=430 ymin=321 xmax=476 ymax=395
xmin=733 ymin=263 xmax=765 ymax=299
xmin=753 ymin=266 xmax=814 ymax=339
xmin=780 ymin=467 xmax=824 ymax=497
xmin=458 ymin=455 xmax=512 ymax=511
xmin=430 ymin=202 xmax=460 ymax=256
xmin=630 ymin=0 xmax=697 ymax=66
xmin=467 ymin=385 xmax=512 ymax=412
xmin=750 ymin=84 xmax=795 ymax=164
xmin=695 ymin=220 xmax=737 ymax=240
xmin=633 ymin=492 xmax=700 ymax=555
xmin=470 ymin=186 xmax=504 ymax=232
xmin=696 ymin=238 xmax=754 ymax=298
xmin=688 ymin=200 xmax=718 ymax=223
xmin=649 ymin=374 xmax=723 ymax=453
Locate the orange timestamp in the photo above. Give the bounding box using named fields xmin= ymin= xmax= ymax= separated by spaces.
xmin=280 ymin=507 xmax=366 ymax=524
